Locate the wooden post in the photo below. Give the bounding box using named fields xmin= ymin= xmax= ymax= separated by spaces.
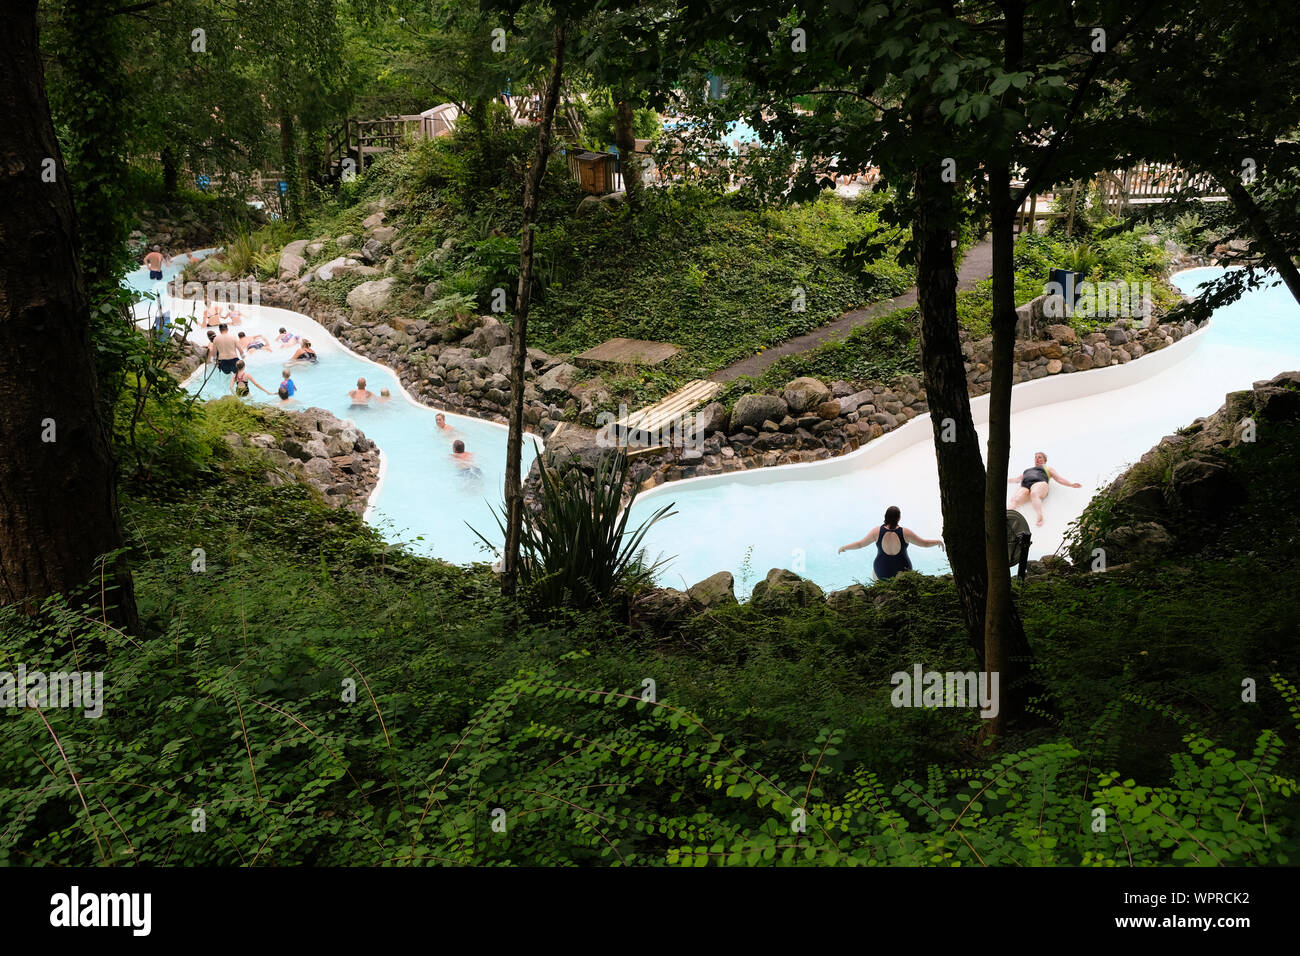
xmin=1065 ymin=180 xmax=1080 ymax=236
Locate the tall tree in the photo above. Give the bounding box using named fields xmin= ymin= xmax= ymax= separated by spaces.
xmin=503 ymin=19 xmax=569 ymax=596
xmin=1 ymin=0 xmax=137 ymax=631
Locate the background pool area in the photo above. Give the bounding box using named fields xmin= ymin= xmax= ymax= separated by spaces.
xmin=629 ymin=268 xmax=1300 ymax=595
xmin=131 ymin=282 xmax=537 ymax=565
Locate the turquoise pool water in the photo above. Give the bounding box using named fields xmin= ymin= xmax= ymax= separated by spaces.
xmin=628 ymin=268 xmax=1300 ymax=595
xmin=130 ymin=275 xmax=537 ymax=565
xmin=126 ymin=248 xmax=217 ymax=300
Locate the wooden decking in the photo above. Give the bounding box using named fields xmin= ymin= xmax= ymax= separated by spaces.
xmin=601 ymin=379 xmax=722 ymax=457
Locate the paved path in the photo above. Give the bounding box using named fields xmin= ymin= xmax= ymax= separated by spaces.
xmin=710 ymin=235 xmax=994 ymax=383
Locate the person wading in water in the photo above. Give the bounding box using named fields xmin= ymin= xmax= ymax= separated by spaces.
xmin=838 ymin=505 xmax=944 ymax=581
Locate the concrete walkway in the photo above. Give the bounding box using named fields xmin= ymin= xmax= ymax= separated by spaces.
xmin=710 ymin=235 xmax=994 ymax=383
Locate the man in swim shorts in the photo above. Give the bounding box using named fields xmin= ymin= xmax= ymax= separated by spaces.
xmin=212 ymin=323 xmax=244 ymax=375
xmin=142 ymin=244 xmax=166 ymax=281
xmin=1008 ymin=451 xmax=1083 ymax=526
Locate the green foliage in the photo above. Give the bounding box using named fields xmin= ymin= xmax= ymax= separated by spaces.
xmin=472 ymin=452 xmax=676 ymax=613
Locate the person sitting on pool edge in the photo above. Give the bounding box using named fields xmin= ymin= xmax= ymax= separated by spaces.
xmin=838 ymin=505 xmax=944 ymax=582
xmin=1008 ymin=451 xmax=1082 ymax=527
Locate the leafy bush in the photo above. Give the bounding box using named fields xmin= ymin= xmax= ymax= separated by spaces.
xmin=472 ymin=451 xmax=676 ymax=613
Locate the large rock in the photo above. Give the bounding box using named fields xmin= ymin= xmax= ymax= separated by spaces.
xmin=483 ymin=344 xmax=513 ymax=374
xmin=281 ymin=239 xmax=309 ymax=259
xmin=1044 ymin=323 xmax=1079 ymax=346
xmin=358 ymin=238 xmax=385 ymax=263
xmin=1100 ymin=522 xmax=1175 ymax=564
xmin=279 ymin=252 xmax=305 ymax=280
xmin=370 ymin=225 xmax=399 ymax=243
xmin=462 ymin=316 xmax=510 ymax=352
xmin=346 ymin=276 xmax=400 ymax=312
xmin=749 ymin=568 xmax=824 ymax=610
xmin=730 ymin=394 xmax=789 ymax=431
xmin=782 ymin=377 xmax=832 ymax=414
xmin=687 ymin=571 xmax=736 ymax=608
xmin=826 ymin=583 xmax=870 ymax=611
xmin=696 ymin=401 xmax=728 ymax=437
xmin=361 ymin=211 xmax=385 ymax=230
xmin=1116 ymin=482 xmax=1168 ymax=521
xmin=838 ymin=389 xmax=875 ymax=415
xmin=537 ymin=362 xmax=581 ymax=395
xmin=630 ymin=588 xmax=692 ymax=633
xmin=1169 ymin=457 xmax=1239 ymax=513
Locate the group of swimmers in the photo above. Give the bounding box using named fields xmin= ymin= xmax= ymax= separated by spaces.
xmin=204 ymin=322 xmax=321 ymax=404
xmin=348 ymin=377 xmax=392 ymax=406
xmin=838 ymin=452 xmax=1083 ymax=581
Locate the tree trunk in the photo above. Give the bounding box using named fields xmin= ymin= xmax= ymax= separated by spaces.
xmin=613 ymin=90 xmax=641 ymax=207
xmin=502 ymin=21 xmax=567 ymax=597
xmin=279 ymin=108 xmax=299 ymax=222
xmin=980 ymin=0 xmax=1034 ymax=737
xmin=913 ymin=150 xmax=988 ymax=666
xmin=986 ymin=165 xmax=1038 ymax=735
xmin=161 ymin=145 xmax=179 ymax=197
xmin=1220 ymin=172 xmax=1300 ymax=306
xmin=0 ymin=0 xmax=138 ymax=633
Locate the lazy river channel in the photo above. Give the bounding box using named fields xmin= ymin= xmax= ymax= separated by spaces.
xmin=133 ymin=264 xmax=1299 ymax=593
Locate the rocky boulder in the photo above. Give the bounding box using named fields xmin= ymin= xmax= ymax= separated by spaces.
xmin=749 ymin=568 xmax=824 ymax=610
xmin=1169 ymin=457 xmax=1240 ymax=514
xmin=825 ymin=584 xmax=870 ymax=611
xmin=782 ymin=377 xmax=832 ymax=414
xmin=687 ymin=571 xmax=736 ymax=608
xmin=346 ymin=276 xmax=400 ymax=313
xmin=696 ymin=401 xmax=728 ymax=437
xmin=1099 ymin=522 xmax=1175 ymax=565
xmin=462 ymin=316 xmax=510 ymax=352
xmin=537 ymin=362 xmax=581 ymax=395
xmin=730 ymin=394 xmax=789 ymax=431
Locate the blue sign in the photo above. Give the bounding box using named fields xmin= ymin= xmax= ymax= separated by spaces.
xmin=278 ymin=181 xmax=288 ymax=195
xmin=197 ymin=174 xmax=210 ymax=191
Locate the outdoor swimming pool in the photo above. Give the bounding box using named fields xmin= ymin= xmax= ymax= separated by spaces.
xmin=130 ymin=283 xmax=537 ymax=565
xmin=628 ymin=268 xmax=1300 ymax=595
xmin=131 ymin=261 xmax=1300 ymax=591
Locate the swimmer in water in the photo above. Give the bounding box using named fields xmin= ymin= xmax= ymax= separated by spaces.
xmin=435 ymin=412 xmax=458 ymax=436
xmin=276 ymin=327 xmax=299 ymax=349
xmin=290 ymin=339 xmax=318 ymax=363
xmin=348 ymin=377 xmax=375 ymax=405
xmin=238 ymin=331 xmax=271 ymax=351
xmin=1008 ymin=451 xmax=1082 ymax=526
xmin=451 ymin=440 xmax=482 ymax=480
xmin=378 ymin=388 xmax=391 ymax=403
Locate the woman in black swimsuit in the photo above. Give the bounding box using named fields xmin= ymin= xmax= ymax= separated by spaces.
xmin=1008 ymin=451 xmax=1083 ymax=526
xmin=838 ymin=505 xmax=944 ymax=581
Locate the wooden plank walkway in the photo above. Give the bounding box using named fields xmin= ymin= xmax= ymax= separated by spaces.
xmin=597 ymin=379 xmax=722 ymax=456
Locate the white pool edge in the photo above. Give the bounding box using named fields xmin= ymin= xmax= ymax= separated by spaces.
xmin=634 ymin=318 xmax=1212 ymax=505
